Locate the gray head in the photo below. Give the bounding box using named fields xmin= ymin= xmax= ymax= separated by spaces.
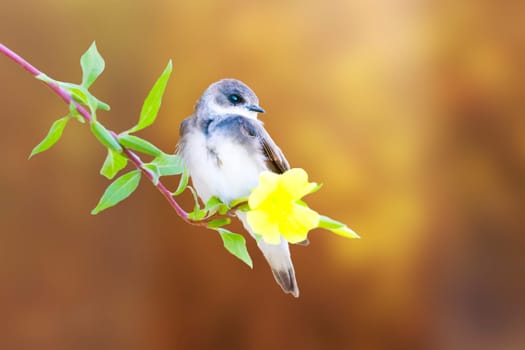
xmin=195 ymin=79 xmax=265 ymax=120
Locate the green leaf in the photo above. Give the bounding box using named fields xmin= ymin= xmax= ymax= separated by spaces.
xmin=60 ymin=82 xmax=90 ymax=105
xmin=100 ymin=149 xmax=128 ymax=179
xmin=188 ymin=197 xmax=230 ymax=220
xmin=230 ymin=196 xmax=249 ymax=212
xmin=207 ymin=217 xmax=231 ymax=228
xmin=318 ymin=215 xmax=360 ymax=239
xmin=128 ymin=60 xmax=172 ymax=133
xmin=58 ymin=82 xmax=110 ymax=115
xmin=68 ymin=101 xmax=85 ymax=123
xmin=96 ymin=99 xmax=111 ymax=111
xmin=29 ymin=116 xmax=69 ymax=158
xmin=91 ymin=170 xmax=141 ymax=214
xmin=204 ymin=196 xmax=221 ymax=210
xmin=233 ymin=203 xmax=250 ymax=212
xmin=308 ymin=182 xmax=323 ymax=195
xmin=204 ymin=196 xmax=229 ymax=216
xmin=142 ymin=163 xmax=161 ymax=185
xmin=37 ymin=56 xmax=108 ymax=116
xmin=91 ymin=121 xmax=122 ymax=153
xmin=230 ymin=196 xmax=248 ymax=208
xmin=188 ymin=186 xmax=200 ymax=211
xmin=153 ymin=153 xmax=184 ymax=176
xmin=172 ymin=166 xmax=189 ymax=196
xmin=80 ymin=41 xmax=105 ymax=88
xmin=188 ymin=208 xmax=207 ymax=221
xmin=118 ymin=134 xmax=162 ymax=156
xmin=187 ymin=186 xmax=206 ymax=220
xmin=215 ymin=228 xmax=253 ymax=268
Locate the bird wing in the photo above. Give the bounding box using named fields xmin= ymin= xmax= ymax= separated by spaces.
xmin=239 ymin=117 xmax=290 ymax=174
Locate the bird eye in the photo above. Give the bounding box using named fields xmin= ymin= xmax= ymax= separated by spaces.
xmin=228 ymin=94 xmax=243 ymax=104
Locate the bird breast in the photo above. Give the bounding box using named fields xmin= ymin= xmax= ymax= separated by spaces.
xmin=180 ymin=125 xmax=266 ymax=204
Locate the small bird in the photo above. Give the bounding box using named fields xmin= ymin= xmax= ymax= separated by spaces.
xmin=178 ymin=79 xmax=299 ymax=297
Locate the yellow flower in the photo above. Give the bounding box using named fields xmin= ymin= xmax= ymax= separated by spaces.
xmin=247 ymin=168 xmax=320 ymax=245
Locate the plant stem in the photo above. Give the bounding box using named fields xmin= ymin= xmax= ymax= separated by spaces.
xmin=0 ymin=43 xmax=207 ymax=226
xmin=0 ymin=43 xmax=93 ymax=123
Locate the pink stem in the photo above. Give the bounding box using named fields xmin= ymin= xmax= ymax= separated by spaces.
xmin=0 ymin=43 xmax=92 ymax=123
xmin=0 ymin=42 xmax=200 ymax=224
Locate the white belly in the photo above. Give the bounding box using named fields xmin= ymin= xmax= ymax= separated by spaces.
xmin=181 ymin=130 xmax=266 ymax=204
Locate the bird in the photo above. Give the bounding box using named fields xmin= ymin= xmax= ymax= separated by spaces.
xmin=177 ymin=79 xmax=300 ymax=297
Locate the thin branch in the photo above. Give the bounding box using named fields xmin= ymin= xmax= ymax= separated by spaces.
xmin=1 ymin=43 xmax=93 ymax=123
xmin=0 ymin=42 xmax=208 ymax=226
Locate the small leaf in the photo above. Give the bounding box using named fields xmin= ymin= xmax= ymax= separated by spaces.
xmin=188 ymin=209 xmax=207 ymax=221
xmin=308 ymin=182 xmax=323 ymax=195
xmin=233 ymin=203 xmax=250 ymax=212
xmin=187 ymin=186 xmax=206 ymax=220
xmin=205 ymin=196 xmax=222 ymax=206
xmin=91 ymin=170 xmax=141 ymax=214
xmin=204 ymin=196 xmax=229 ymax=216
xmin=29 ymin=116 xmax=69 ymax=158
xmin=81 ymin=88 xmax=110 ymax=114
xmin=58 ymin=82 xmax=110 ymax=115
xmin=100 ymin=149 xmax=128 ymax=179
xmin=80 ymin=41 xmax=105 ymax=88
xmin=188 ymin=186 xmax=200 ymax=211
xmin=207 ymin=217 xmax=231 ymax=228
xmin=172 ymin=166 xmax=189 ymax=196
xmin=96 ymin=99 xmax=111 ymax=111
xmin=218 ymin=204 xmax=229 ymax=215
xmin=318 ymin=215 xmax=360 ymax=239
xmin=35 ymin=74 xmax=106 ymax=116
xmin=128 ymin=60 xmax=172 ymax=133
xmin=216 ymin=228 xmax=253 ymax=268
xmin=204 ymin=196 xmax=222 ymax=210
xmin=142 ymin=163 xmax=161 ymax=185
xmin=230 ymin=196 xmax=248 ymax=208
xmin=230 ymin=197 xmax=249 ymax=212
xmin=118 ymin=134 xmax=162 ymax=156
xmin=68 ymin=102 xmax=85 ymax=123
xmin=91 ymin=121 xmax=122 ymax=153
xmin=59 ymin=82 xmax=90 ymax=105
xmin=153 ymin=153 xmax=184 ymax=176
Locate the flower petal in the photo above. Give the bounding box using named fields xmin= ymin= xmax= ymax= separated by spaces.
xmin=246 ymin=209 xmax=281 ymax=245
xmin=248 ymin=171 xmax=279 ymax=209
xmin=280 ymin=168 xmax=318 ymax=199
xmin=246 ymin=168 xmax=322 ymax=245
xmin=293 ymin=204 xmax=321 ymax=228
xmin=279 ymin=205 xmax=320 ymax=243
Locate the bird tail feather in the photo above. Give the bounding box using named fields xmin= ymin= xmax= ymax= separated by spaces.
xmin=257 ymin=237 xmax=299 ymax=297
xmin=237 ymin=212 xmax=299 ymax=297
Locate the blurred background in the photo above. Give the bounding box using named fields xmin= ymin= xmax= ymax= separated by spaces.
xmin=1 ymin=0 xmax=524 ymax=349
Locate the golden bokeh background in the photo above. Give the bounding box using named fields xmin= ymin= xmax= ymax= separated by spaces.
xmin=1 ymin=1 xmax=524 ymax=349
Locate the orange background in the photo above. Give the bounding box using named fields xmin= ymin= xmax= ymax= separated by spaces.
xmin=1 ymin=1 xmax=524 ymax=349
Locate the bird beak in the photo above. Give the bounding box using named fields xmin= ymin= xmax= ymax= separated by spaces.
xmin=246 ymin=105 xmax=265 ymax=113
